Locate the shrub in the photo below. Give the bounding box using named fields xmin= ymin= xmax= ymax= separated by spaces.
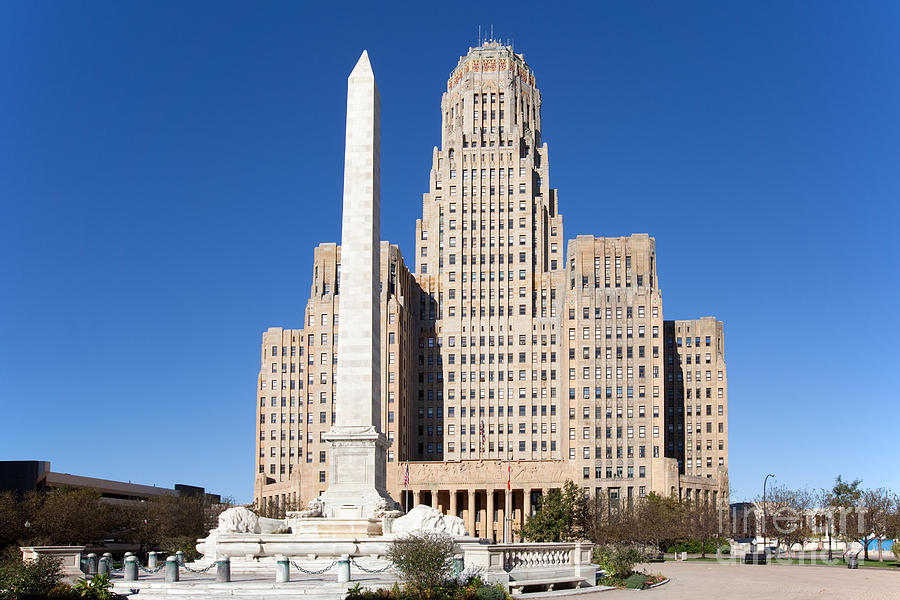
xmin=665 ymin=538 xmax=727 ymax=554
xmin=72 ymin=573 xmax=115 ymax=599
xmin=0 ymin=555 xmax=64 ymax=600
xmin=386 ymin=531 xmax=456 ymax=592
xmin=472 ymin=584 xmax=507 ymax=600
xmin=345 ymin=575 xmax=507 ymax=600
xmin=593 ymin=544 xmax=645 ymax=579
xmin=625 ymin=573 xmax=647 ymax=589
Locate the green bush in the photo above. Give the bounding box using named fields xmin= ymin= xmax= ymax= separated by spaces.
xmin=893 ymin=544 xmax=900 ymax=562
xmin=72 ymin=573 xmax=115 ymax=599
xmin=386 ymin=531 xmax=456 ymax=593
xmin=0 ymin=555 xmax=64 ymax=600
xmin=472 ymin=584 xmax=507 ymax=600
xmin=345 ymin=576 xmax=508 ymax=600
xmin=593 ymin=544 xmax=645 ymax=579
xmin=625 ymin=573 xmax=647 ymax=589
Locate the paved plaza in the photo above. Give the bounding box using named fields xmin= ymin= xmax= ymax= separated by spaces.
xmin=108 ymin=558 xmax=898 ymax=600
xmin=583 ymin=561 xmax=898 ymax=600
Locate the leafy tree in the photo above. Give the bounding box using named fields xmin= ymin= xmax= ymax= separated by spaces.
xmin=28 ymin=488 xmax=112 ymax=546
xmin=684 ymin=500 xmax=722 ymax=558
xmin=519 ymin=480 xmax=589 ymax=542
xmin=826 ymin=475 xmax=870 ymax=559
xmin=0 ymin=492 xmax=26 ymax=551
xmin=637 ymin=493 xmax=685 ymax=552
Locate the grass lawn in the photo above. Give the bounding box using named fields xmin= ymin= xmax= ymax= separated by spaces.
xmin=771 ymin=557 xmax=899 ymax=569
xmin=662 ymin=555 xmax=900 ymax=569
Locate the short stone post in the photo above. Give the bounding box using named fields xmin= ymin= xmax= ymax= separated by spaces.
xmin=148 ymin=551 xmax=158 ymax=569
xmin=86 ymin=553 xmax=98 ymax=575
xmin=216 ymin=557 xmax=231 ymax=583
xmin=102 ymin=552 xmax=113 ymax=567
xmin=175 ymin=550 xmax=185 ymax=566
xmin=275 ymin=555 xmax=290 ymax=583
xmin=98 ymin=556 xmax=110 ymax=576
xmin=337 ymin=554 xmax=350 ymax=583
xmin=453 ymin=556 xmax=464 ymax=576
xmin=165 ymin=556 xmax=179 ymax=582
xmin=124 ymin=556 xmax=138 ymax=581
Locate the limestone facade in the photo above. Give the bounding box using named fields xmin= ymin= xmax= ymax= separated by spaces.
xmin=253 ymin=43 xmax=728 ymax=535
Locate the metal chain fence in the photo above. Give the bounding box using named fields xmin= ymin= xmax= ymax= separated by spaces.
xmin=289 ymin=559 xmax=338 ymax=575
xmin=137 ymin=562 xmax=166 ymax=575
xmin=177 ymin=557 xmax=218 ymax=573
xmin=349 ymin=558 xmax=392 ymax=574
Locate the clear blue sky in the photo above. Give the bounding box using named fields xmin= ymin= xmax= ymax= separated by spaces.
xmin=1 ymin=2 xmax=898 ymax=504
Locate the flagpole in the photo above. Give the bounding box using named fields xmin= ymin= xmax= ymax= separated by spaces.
xmin=504 ymin=464 xmax=511 ymax=543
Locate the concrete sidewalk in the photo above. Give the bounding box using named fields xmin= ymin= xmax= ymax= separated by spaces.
xmin=579 ymin=560 xmax=898 ymax=600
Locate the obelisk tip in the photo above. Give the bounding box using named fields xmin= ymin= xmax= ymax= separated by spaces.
xmin=351 ymin=50 xmax=373 ymax=77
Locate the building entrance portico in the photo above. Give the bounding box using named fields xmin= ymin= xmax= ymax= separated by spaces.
xmin=396 ymin=460 xmax=566 ymax=541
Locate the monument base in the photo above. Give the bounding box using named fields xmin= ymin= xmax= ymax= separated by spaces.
xmin=319 ymin=425 xmax=398 ymax=518
xmin=287 ymin=517 xmax=383 ymax=538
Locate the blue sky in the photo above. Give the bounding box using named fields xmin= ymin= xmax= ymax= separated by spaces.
xmin=1 ymin=2 xmax=898 ymax=504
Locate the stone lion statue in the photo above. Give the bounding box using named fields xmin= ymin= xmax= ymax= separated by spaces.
xmin=294 ymin=496 xmax=325 ymax=518
xmin=391 ymin=504 xmax=467 ymax=537
xmin=214 ymin=506 xmax=289 ymax=534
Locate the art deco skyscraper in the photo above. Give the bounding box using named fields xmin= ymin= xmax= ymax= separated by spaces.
xmin=412 ymin=42 xmax=565 ymax=463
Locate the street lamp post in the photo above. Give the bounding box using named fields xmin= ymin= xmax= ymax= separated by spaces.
xmin=763 ymin=473 xmax=775 ymax=554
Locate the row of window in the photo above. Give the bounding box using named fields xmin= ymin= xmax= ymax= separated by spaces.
xmin=569 ymin=306 xmax=658 ymax=320
xmin=569 ymin=326 xmax=659 ymax=340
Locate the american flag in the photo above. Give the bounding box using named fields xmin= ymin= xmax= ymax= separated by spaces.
xmin=479 ymin=419 xmax=486 ymax=451
xmin=507 ymin=465 xmax=511 ymax=491
xmin=403 ymin=462 xmax=409 ymax=488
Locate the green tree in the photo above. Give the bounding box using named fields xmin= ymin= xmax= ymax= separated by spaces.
xmin=28 ymin=488 xmax=112 ymax=546
xmin=519 ymin=480 xmax=590 ymax=542
xmin=0 ymin=492 xmax=26 ymax=551
xmin=826 ymin=475 xmax=867 ymax=559
xmin=636 ymin=493 xmax=685 ymax=552
xmin=684 ymin=500 xmax=722 ymax=558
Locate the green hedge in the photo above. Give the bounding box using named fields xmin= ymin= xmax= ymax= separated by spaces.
xmin=666 ymin=539 xmax=728 ymax=554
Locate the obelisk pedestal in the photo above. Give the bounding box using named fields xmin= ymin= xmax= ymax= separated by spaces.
xmin=319 ymin=50 xmax=396 ymax=520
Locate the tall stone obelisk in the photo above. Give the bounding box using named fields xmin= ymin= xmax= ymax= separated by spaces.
xmin=320 ymin=51 xmax=394 ymax=519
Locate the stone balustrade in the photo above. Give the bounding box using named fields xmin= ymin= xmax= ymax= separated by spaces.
xmin=461 ymin=541 xmax=596 ymax=590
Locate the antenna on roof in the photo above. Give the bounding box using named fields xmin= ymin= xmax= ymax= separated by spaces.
xmin=478 ymin=25 xmax=481 ymax=46
xmin=491 ymin=24 xmax=494 ymax=41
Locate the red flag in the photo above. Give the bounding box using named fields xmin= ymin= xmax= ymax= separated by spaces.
xmin=403 ymin=462 xmax=409 ymax=488
xmin=507 ymin=465 xmax=511 ymax=491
